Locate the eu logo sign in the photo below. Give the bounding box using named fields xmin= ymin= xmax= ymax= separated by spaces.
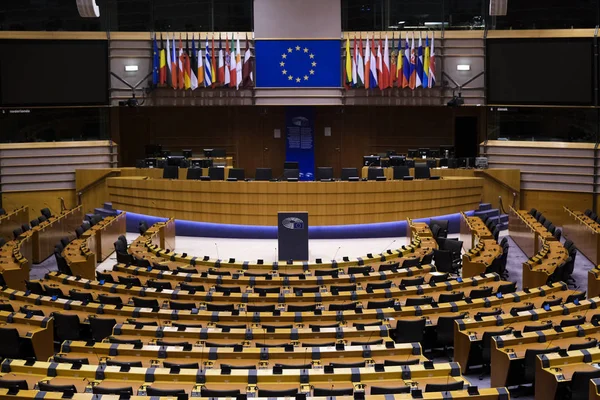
xmin=255 ymin=40 xmax=341 ymax=88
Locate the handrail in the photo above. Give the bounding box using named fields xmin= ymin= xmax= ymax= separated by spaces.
xmin=563 ymin=206 xmax=600 ymax=234
xmin=77 ymin=170 xmax=120 ymax=205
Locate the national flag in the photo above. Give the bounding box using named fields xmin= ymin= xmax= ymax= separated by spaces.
xmin=390 ymin=34 xmax=397 ymax=87
xmin=197 ymin=38 xmax=204 ymax=87
xmin=224 ymin=34 xmax=231 ymax=87
xmin=211 ymin=34 xmax=217 ymax=87
xmin=382 ymin=34 xmax=390 ymax=89
xmin=242 ymin=34 xmax=254 ymax=88
xmin=402 ymin=35 xmax=410 ymax=88
xmin=429 ymin=35 xmax=436 ymax=88
xmin=166 ymin=34 xmax=173 ymax=88
xmin=177 ymin=34 xmax=184 ymax=89
xmin=217 ymin=34 xmax=225 ymax=86
xmin=368 ymin=34 xmax=378 ymax=89
xmin=230 ymin=34 xmax=237 ymax=88
xmin=356 ymin=33 xmax=365 ymax=88
xmin=364 ymin=35 xmax=371 ymax=89
xmin=396 ymin=34 xmax=403 ymax=88
xmin=190 ymin=34 xmax=199 ymax=90
xmin=351 ymin=35 xmax=358 ymax=87
xmin=416 ymin=32 xmax=423 ymax=88
xmin=376 ymin=37 xmax=383 ymax=90
xmin=204 ymin=35 xmax=213 ymax=87
xmin=235 ymin=34 xmax=242 ymax=89
xmin=344 ymin=36 xmax=352 ymax=89
xmin=409 ymin=33 xmax=416 ymax=90
xmin=171 ymin=34 xmax=178 ymax=89
xmin=152 ymin=33 xmax=160 ymax=86
xmin=159 ymin=34 xmax=167 ymax=86
xmin=183 ymin=35 xmax=191 ymax=90
xmin=423 ymin=33 xmax=430 ymax=89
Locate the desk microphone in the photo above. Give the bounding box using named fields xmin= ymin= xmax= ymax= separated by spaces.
xmin=200 ymin=341 xmax=205 ymax=372
xmin=331 ymin=247 xmax=341 ymax=262
xmin=381 ymin=240 xmax=397 ymax=255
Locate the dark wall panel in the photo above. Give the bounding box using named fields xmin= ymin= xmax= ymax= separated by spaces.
xmin=0 ymin=40 xmax=108 ymax=106
xmin=487 ymin=38 xmax=593 ymax=105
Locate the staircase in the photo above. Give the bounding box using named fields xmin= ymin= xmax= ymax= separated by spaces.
xmin=474 ymin=203 xmax=508 ymax=231
xmin=86 ymin=202 xmax=119 ymax=221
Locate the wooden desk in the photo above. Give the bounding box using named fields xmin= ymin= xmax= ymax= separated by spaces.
xmin=107 ymin=176 xmax=483 ymax=226
xmin=522 ymin=241 xmax=568 ymax=289
xmin=131 ymin=221 xmax=437 ymax=272
xmin=0 ymin=235 xmax=31 ymax=290
xmin=564 ymin=207 xmax=600 ymax=264
xmin=81 ymin=212 xmax=126 ymax=262
xmin=31 ymin=206 xmax=83 ymax=263
xmin=63 ymin=237 xmax=97 ymax=280
xmin=462 ymin=240 xmax=502 ymax=278
xmin=491 ymin=322 xmax=600 ymax=387
xmin=590 ymin=266 xmax=600 ymax=298
xmin=536 ymin=347 xmax=600 ymax=400
xmin=459 ymin=212 xmax=494 ymax=252
xmin=591 ymin=377 xmax=600 ymax=400
xmin=509 ymin=207 xmax=555 ymax=258
xmin=0 ymin=206 xmax=28 ymax=243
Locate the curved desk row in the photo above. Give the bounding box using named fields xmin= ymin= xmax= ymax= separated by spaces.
xmin=107 ymin=176 xmax=483 ymax=226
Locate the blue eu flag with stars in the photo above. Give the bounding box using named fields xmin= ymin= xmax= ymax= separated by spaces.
xmin=255 ymin=40 xmax=341 ymax=88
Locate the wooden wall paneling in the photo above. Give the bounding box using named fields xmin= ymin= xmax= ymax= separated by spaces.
xmin=339 ymin=107 xmax=371 ymax=171
xmin=314 ymin=107 xmax=342 ymax=176
xmin=2 ymin=189 xmax=77 ymax=222
xmin=521 ymin=190 xmax=593 ymax=228
xmin=260 ymin=107 xmax=286 ymax=178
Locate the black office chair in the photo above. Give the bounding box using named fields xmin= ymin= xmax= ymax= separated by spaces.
xmin=12 ymin=228 xmax=22 ymax=239
xmin=0 ymin=327 xmax=34 ymax=359
xmin=429 ymin=273 xmax=450 ymax=284
xmin=69 ymin=290 xmax=93 ymax=304
xmin=138 ymin=221 xmax=149 ymax=235
xmin=399 ymin=277 xmax=424 ymax=287
xmin=38 ymin=215 xmax=47 ymax=223
xmin=438 ymin=291 xmax=464 ymax=303
xmin=180 ymin=283 xmax=206 ymax=293
xmin=228 ymin=168 xmax=245 ymax=180
xmin=43 ymin=284 xmax=64 ymax=298
xmin=414 ymin=164 xmax=431 ymax=179
xmin=392 ymin=166 xmax=411 ymax=180
xmin=53 ymin=313 xmax=84 ymax=343
xmin=425 ymin=382 xmax=464 ymax=393
xmin=41 ymin=208 xmax=52 ymax=219
xmin=147 ymin=280 xmax=172 ymax=291
xmin=283 ymin=168 xmax=300 ymax=181
xmin=366 ymin=281 xmax=392 ymax=291
xmin=0 ymin=209 xmax=5 ymax=216
xmin=317 ymin=167 xmax=334 ymax=181
xmin=163 ymin=166 xmax=178 ymax=179
xmin=366 ymin=299 xmax=395 ymax=309
xmin=118 ymin=276 xmax=141 ymax=287
xmin=565 ymin=370 xmax=600 ymax=400
xmin=367 ymin=167 xmax=384 ymax=181
xmin=88 ymin=317 xmax=117 ymax=341
xmin=255 ymin=168 xmax=272 ymax=181
xmin=433 ymin=249 xmax=460 ymax=274
xmin=523 ymin=322 xmax=553 ymax=333
xmin=497 ymin=282 xmax=517 ymax=294
xmin=469 ymin=286 xmax=493 ymax=299
xmin=209 ymin=167 xmax=225 ymax=181
xmin=523 ymin=347 xmax=560 ymax=384
xmin=132 ymin=297 xmax=159 ymax=309
xmin=405 ymin=296 xmax=433 ymax=306
xmin=394 ymin=319 xmax=426 ymax=343
xmin=37 ymin=382 xmax=77 ymax=395
xmin=436 ymin=314 xmax=466 ymax=358
xmin=401 ymin=258 xmax=420 ymax=268
xmin=430 ymin=219 xmax=449 ymax=239
xmin=54 ymin=251 xmax=72 ymax=275
xmin=169 ymin=301 xmax=197 ymax=310
xmin=97 ymin=294 xmax=122 ymax=306
xmin=186 ymin=168 xmax=202 ymax=180
xmin=568 ymin=339 xmax=598 ymax=351
xmin=510 ymin=304 xmax=534 ymax=316
xmin=340 ymin=167 xmax=359 ymax=181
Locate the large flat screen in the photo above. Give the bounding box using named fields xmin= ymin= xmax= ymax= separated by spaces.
xmin=487 ymin=38 xmax=593 ymax=105
xmin=0 ymin=40 xmax=108 ymax=106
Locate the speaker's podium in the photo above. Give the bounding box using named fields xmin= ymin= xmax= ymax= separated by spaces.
xmin=277 ymin=212 xmax=309 ymax=261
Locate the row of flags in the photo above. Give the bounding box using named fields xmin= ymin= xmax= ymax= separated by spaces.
xmin=152 ymin=33 xmax=254 ymax=90
xmin=344 ymin=32 xmax=436 ymax=90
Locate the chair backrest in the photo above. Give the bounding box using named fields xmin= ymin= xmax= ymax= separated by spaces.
xmin=523 ymin=322 xmax=553 ymax=333
xmin=401 ymin=258 xmax=420 ymax=268
xmin=553 ymin=228 xmax=562 ymax=240
xmin=21 ymin=223 xmax=30 ymax=232
xmin=283 ymin=169 xmax=300 ymax=180
xmin=29 ymin=219 xmax=39 ymax=228
xmin=436 ymin=314 xmax=466 ymax=345
xmin=414 ymin=164 xmax=431 ymax=179
xmin=469 ymin=286 xmax=493 ymax=299
xmin=429 ymin=273 xmax=449 ymax=283
xmin=0 ymin=208 xmax=5 ymax=216
xmin=40 ymin=208 xmax=52 ymax=219
xmin=208 ymin=167 xmax=225 ymax=181
xmin=433 ymin=249 xmax=453 ymax=273
xmin=54 ymin=313 xmax=82 ymax=341
xmin=438 ymin=291 xmax=465 ymax=303
xmin=186 ymin=168 xmax=203 ymax=180
xmin=340 ymin=168 xmax=359 ymax=181
xmin=570 ymin=370 xmax=600 ymax=400
xmin=75 ymin=227 xmax=84 ymax=238
xmin=393 ymin=166 xmax=410 ymax=180
xmin=405 ymin=296 xmax=433 ymax=306
xmin=98 ymin=294 xmax=122 ymax=305
xmin=420 ymin=252 xmax=434 ymax=265
xmin=481 ymin=328 xmax=513 ymax=363
xmin=38 ymin=215 xmax=47 ymax=223
xmin=162 ymin=166 xmax=178 ymax=179
xmin=394 ymin=318 xmax=426 ymax=343
xmin=317 ymin=167 xmax=333 ymax=181
xmin=0 ymin=327 xmax=23 ymax=358
xmin=400 ymin=277 xmax=424 ymax=287
xmin=89 ymin=317 xmax=117 ymax=341
xmin=132 ymin=297 xmax=160 ymax=309
xmin=228 ymin=168 xmax=245 ymax=180
xmin=255 ymin=168 xmax=272 ymax=181
xmin=585 ymin=209 xmax=593 ymax=216
xmin=524 ymin=347 xmax=559 ymax=382
xmin=497 ymin=282 xmax=517 ymax=294
xmin=568 ymin=339 xmax=598 ymax=351
xmin=12 ymin=228 xmax=22 ymax=239
xmin=367 ymin=167 xmax=384 ymax=181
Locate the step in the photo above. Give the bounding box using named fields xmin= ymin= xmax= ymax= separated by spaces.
xmin=478 ymin=203 xmax=492 ymax=211
xmin=474 ymin=209 xmax=499 ymax=219
xmin=94 ymin=208 xmax=119 ymax=218
xmin=497 ymin=221 xmax=508 ymax=231
xmin=103 ymin=202 xmax=113 ymax=211
xmin=499 ymin=214 xmax=509 ymax=224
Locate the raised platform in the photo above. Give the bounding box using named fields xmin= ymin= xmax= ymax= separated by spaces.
xmin=107 ymin=175 xmax=483 ymax=226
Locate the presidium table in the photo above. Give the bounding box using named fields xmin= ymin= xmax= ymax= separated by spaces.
xmin=106 ymin=176 xmax=484 ymax=226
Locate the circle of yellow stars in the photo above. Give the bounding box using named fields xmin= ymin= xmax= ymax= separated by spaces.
xmin=280 ymin=45 xmax=317 ymax=84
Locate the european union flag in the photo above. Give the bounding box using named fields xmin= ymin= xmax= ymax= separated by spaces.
xmin=255 ymin=40 xmax=341 ymax=88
